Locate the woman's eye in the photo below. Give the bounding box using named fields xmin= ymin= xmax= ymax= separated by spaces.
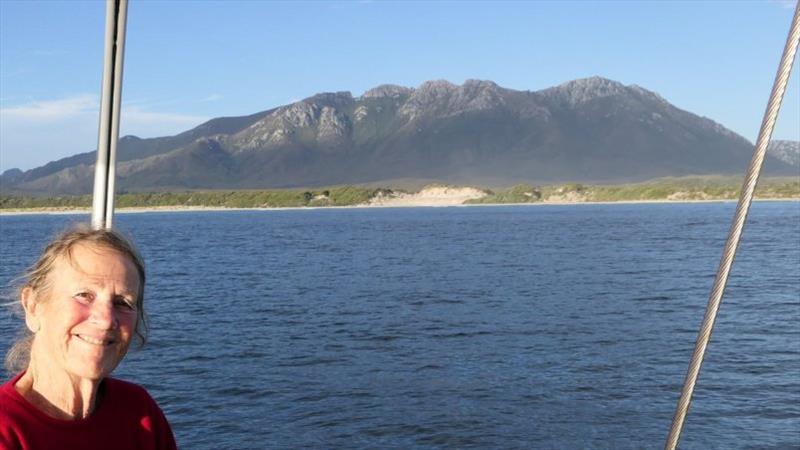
xmin=74 ymin=292 xmax=92 ymax=302
xmin=114 ymin=297 xmax=136 ymax=310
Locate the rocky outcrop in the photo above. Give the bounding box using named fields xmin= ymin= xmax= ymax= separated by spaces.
xmin=540 ymin=76 xmax=630 ymax=107
xmin=361 ymin=84 xmax=413 ymax=99
xmin=768 ymin=140 xmax=800 ymax=167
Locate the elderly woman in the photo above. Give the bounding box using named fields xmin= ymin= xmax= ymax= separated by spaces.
xmin=0 ymin=226 xmax=177 ymax=450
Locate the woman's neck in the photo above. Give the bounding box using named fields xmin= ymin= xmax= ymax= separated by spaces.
xmin=14 ymin=356 xmax=103 ymax=420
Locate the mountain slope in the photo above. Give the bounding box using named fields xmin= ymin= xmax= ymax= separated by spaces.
xmin=2 ymin=77 xmax=796 ymax=195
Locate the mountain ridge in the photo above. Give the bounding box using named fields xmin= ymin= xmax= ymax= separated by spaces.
xmin=2 ymin=76 xmax=797 ymax=195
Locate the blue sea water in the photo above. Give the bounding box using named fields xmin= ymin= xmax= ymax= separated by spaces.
xmin=0 ymin=202 xmax=798 ymax=449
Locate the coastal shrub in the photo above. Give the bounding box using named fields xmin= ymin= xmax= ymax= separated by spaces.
xmin=562 ymin=183 xmax=585 ymax=193
xmin=327 ymin=186 xmax=374 ymax=205
xmin=0 ymin=195 xmax=91 ymax=209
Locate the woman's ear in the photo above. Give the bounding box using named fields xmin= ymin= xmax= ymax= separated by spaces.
xmin=21 ymin=287 xmax=40 ymax=333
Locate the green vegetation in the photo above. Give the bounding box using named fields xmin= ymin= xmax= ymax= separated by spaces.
xmin=1 ymin=177 xmax=797 ymax=211
xmin=0 ymin=195 xmax=92 ymax=209
xmin=585 ymin=177 xmax=799 ymax=202
xmin=326 ymin=186 xmax=374 ymax=206
xmin=0 ymin=186 xmax=377 ymax=210
xmin=466 ymin=177 xmax=799 ymax=205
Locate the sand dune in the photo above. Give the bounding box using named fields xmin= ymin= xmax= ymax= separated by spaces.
xmin=366 ymin=186 xmax=487 ymax=207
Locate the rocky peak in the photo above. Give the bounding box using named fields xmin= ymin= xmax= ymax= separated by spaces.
xmin=234 ymin=92 xmax=356 ymax=150
xmin=456 ymin=79 xmax=504 ymax=110
xmin=302 ymin=91 xmax=355 ymax=110
xmin=543 ymin=76 xmax=629 ymax=106
xmin=361 ymin=84 xmax=414 ymax=99
xmin=399 ymin=80 xmax=457 ymax=119
xmin=415 ymin=79 xmax=459 ymax=98
xmin=401 ymin=79 xmax=506 ymax=119
xmin=562 ymin=76 xmax=626 ymax=93
xmin=462 ymin=79 xmax=499 ymax=92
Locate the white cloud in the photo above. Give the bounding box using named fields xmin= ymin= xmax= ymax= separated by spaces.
xmin=200 ymin=94 xmax=223 ymax=102
xmin=0 ymin=95 xmax=208 ymax=171
xmin=120 ymin=106 xmax=207 ymax=137
xmin=0 ymin=102 xmax=97 ymax=172
xmin=0 ymin=94 xmax=98 ymax=121
xmin=770 ymin=0 xmax=797 ymax=9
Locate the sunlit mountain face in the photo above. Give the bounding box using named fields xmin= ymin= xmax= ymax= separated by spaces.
xmin=2 ymin=77 xmax=796 ymax=195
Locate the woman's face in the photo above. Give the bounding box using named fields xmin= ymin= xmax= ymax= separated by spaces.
xmin=25 ymin=243 xmax=141 ymax=381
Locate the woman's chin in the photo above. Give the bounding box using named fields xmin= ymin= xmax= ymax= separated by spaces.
xmin=66 ymin=364 xmax=111 ymax=381
xmin=67 ymin=355 xmax=121 ymax=381
xmin=67 ymin=340 xmax=127 ymax=379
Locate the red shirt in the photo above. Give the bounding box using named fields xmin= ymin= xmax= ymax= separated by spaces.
xmin=0 ymin=372 xmax=177 ymax=450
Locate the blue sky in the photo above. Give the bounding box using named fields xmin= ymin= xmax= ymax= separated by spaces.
xmin=1 ymin=0 xmax=798 ymax=172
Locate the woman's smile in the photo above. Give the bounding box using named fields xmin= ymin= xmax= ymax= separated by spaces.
xmin=73 ymin=334 xmax=117 ymax=346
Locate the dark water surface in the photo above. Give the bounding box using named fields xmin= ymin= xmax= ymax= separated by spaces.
xmin=1 ymin=202 xmax=798 ymax=449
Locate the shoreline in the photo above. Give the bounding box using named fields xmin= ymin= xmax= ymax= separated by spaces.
xmin=1 ymin=197 xmax=797 ymax=216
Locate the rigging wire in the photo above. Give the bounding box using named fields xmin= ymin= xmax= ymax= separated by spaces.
xmin=91 ymin=0 xmax=128 ymax=230
xmin=665 ymin=3 xmax=800 ymax=449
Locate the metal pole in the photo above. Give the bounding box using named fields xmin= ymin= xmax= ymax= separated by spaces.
xmin=665 ymin=3 xmax=800 ymax=449
xmin=91 ymin=0 xmax=128 ymax=230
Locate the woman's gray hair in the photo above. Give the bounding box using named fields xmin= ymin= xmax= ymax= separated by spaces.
xmin=4 ymin=225 xmax=147 ymax=375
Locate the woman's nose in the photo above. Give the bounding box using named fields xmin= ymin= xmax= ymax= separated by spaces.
xmin=89 ymin=299 xmax=119 ymax=329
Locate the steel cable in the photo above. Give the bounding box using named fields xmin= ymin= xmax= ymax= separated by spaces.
xmin=665 ymin=3 xmax=800 ymax=449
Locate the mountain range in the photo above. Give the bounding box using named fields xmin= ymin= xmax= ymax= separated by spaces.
xmin=1 ymin=76 xmax=797 ymax=195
